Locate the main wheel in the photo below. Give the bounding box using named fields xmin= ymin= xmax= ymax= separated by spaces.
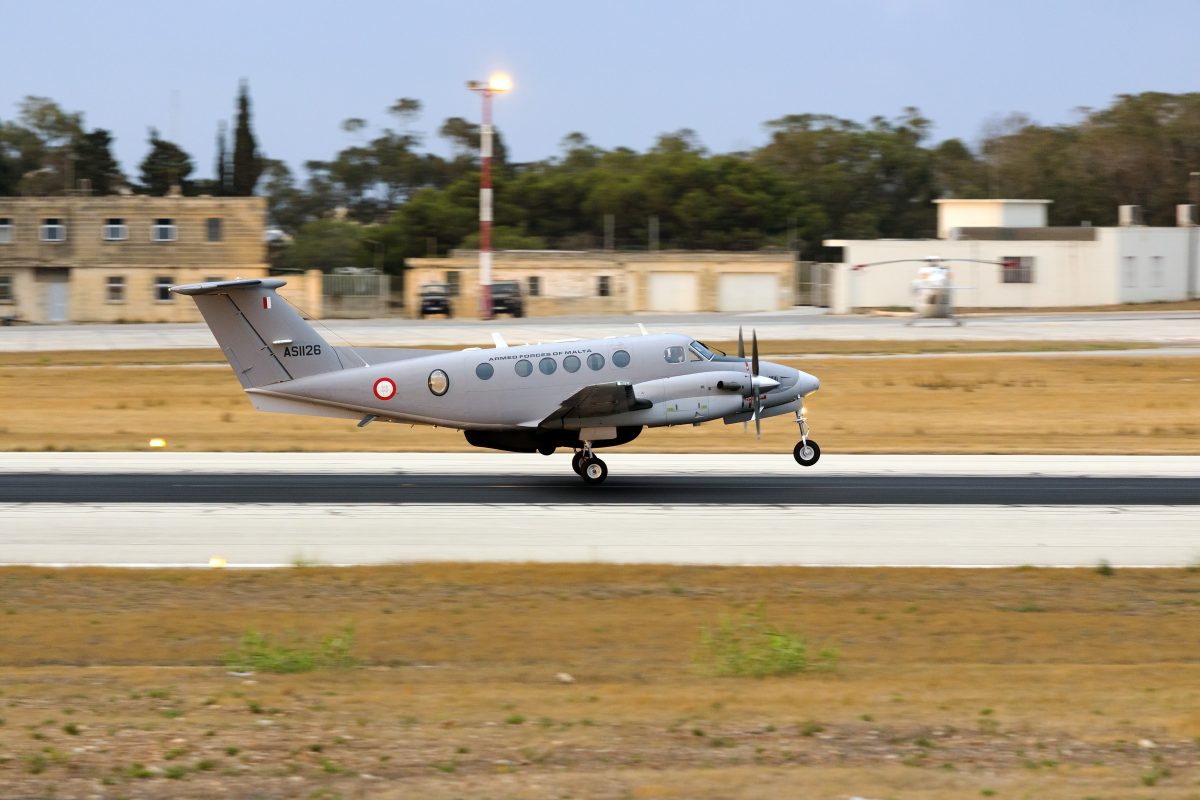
xmin=579 ymin=457 xmax=608 ymax=485
xmin=571 ymin=451 xmax=585 ymax=475
xmin=537 ymin=443 xmax=555 ymax=456
xmin=793 ymin=440 xmax=821 ymax=467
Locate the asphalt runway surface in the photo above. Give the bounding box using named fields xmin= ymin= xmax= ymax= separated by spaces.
xmin=1 ymin=471 xmax=1197 ymax=506
xmin=1 ymin=454 xmax=1198 ymax=568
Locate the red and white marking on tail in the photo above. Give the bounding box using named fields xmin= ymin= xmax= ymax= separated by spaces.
xmin=262 ymin=296 xmax=272 ymax=310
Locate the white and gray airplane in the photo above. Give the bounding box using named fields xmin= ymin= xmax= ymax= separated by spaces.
xmin=172 ymin=278 xmax=822 ymax=484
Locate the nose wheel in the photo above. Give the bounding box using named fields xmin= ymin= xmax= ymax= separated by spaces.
xmin=794 ymin=440 xmax=820 ymax=466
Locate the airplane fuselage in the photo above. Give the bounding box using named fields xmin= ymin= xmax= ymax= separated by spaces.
xmin=248 ymin=333 xmax=817 ymax=433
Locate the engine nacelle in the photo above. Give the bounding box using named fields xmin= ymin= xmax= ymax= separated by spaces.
xmin=632 ymin=371 xmax=747 ymax=405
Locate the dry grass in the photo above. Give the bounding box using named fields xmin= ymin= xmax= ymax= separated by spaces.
xmin=0 ymin=351 xmax=1196 ymax=453
xmin=2 ymin=564 xmax=1200 ymax=798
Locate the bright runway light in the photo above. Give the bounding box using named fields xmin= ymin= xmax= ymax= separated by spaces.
xmin=208 ymin=556 xmax=228 ymax=569
xmin=488 ymin=73 xmax=512 ymax=93
xmin=148 ymin=438 xmax=166 ymax=448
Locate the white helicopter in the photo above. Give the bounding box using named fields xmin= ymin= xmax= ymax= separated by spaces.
xmin=852 ymin=256 xmax=1015 ymax=325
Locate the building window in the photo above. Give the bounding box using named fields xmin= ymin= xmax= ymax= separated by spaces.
xmin=152 ymin=218 xmax=177 ymax=242
xmin=446 ymin=271 xmax=461 ymax=296
xmin=106 ymin=276 xmax=126 ymax=303
xmin=527 ymin=276 xmax=540 ymax=297
xmin=0 ymin=274 xmax=13 ymax=303
xmin=1123 ymin=256 xmax=1137 ymax=289
xmin=40 ymin=218 xmax=66 ymax=242
xmin=1151 ymin=256 xmax=1163 ymax=288
xmin=206 ymin=217 xmax=223 ymax=242
xmin=0 ymin=218 xmax=12 ymax=244
xmin=103 ymin=218 xmax=127 ymax=241
xmin=205 ymin=276 xmax=223 ymax=284
xmin=597 ymin=275 xmax=611 ymax=297
xmin=155 ymin=276 xmax=174 ymax=302
xmin=1001 ymin=256 xmax=1034 ymax=284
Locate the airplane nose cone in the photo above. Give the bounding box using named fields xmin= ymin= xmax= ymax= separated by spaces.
xmin=797 ymin=370 xmax=820 ymax=396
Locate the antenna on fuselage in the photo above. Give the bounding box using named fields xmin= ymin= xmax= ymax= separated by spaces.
xmin=637 ymin=323 xmax=649 ymax=336
xmin=491 ymin=332 xmax=509 ymax=348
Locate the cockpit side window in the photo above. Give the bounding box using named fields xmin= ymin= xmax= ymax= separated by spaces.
xmin=690 ymin=341 xmax=716 ymax=360
xmin=664 ymin=345 xmax=686 ymax=364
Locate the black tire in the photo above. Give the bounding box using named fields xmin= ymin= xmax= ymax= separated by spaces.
xmin=579 ymin=457 xmax=608 ymax=484
xmin=793 ymin=440 xmax=821 ymax=467
xmin=538 ymin=443 xmax=555 ymax=456
xmin=571 ymin=451 xmax=585 ymax=475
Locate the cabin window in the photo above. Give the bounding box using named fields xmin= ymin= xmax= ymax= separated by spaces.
xmin=515 ymin=359 xmax=533 ymax=377
xmin=475 ymin=362 xmax=494 ymax=380
xmin=586 ymin=353 xmax=605 ymax=371
xmin=427 ymin=369 xmax=449 ymax=396
xmin=563 ymin=355 xmax=581 ymax=373
xmin=663 ymin=346 xmax=686 ymax=364
xmin=539 ymin=357 xmax=557 ymax=375
xmin=612 ymin=349 xmax=630 ymax=368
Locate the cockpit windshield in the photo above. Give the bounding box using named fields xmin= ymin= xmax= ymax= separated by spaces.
xmin=689 ymin=340 xmax=723 ymax=360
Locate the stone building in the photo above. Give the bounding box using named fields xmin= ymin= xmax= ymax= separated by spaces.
xmin=404 ymin=250 xmax=796 ymax=318
xmin=0 ymin=195 xmax=292 ymax=323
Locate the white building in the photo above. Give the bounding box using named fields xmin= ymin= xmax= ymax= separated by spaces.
xmin=826 ymin=199 xmax=1199 ymax=312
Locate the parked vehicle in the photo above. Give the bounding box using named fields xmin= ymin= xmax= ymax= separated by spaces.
xmin=418 ymin=283 xmax=453 ymax=318
xmin=490 ymin=280 xmax=524 ymax=317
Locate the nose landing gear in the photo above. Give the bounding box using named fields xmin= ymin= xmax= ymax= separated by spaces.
xmin=793 ymin=406 xmax=820 ymax=467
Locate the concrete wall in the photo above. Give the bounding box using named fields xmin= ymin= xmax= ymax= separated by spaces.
xmin=935 ymin=199 xmax=1051 ymax=240
xmin=0 ymin=195 xmax=271 ymax=323
xmin=405 ymin=250 xmax=795 ymax=319
xmin=827 ymin=228 xmax=1194 ymax=312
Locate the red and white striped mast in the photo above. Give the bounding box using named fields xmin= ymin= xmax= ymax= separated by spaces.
xmin=467 ymin=73 xmax=512 ymax=320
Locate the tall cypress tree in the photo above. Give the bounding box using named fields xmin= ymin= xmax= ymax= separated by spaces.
xmin=215 ymin=120 xmax=229 ymax=196
xmin=232 ymin=80 xmax=263 ymax=196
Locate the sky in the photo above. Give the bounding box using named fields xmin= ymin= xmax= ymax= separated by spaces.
xmin=3 ymin=0 xmax=1199 ymax=183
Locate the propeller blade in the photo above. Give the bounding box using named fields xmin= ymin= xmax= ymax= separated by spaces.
xmin=751 ymin=330 xmax=759 ymax=378
xmin=737 ymin=326 xmax=745 ymax=358
xmin=755 ymin=404 xmax=762 ymax=440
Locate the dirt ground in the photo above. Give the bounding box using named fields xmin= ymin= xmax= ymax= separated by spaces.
xmin=0 ymin=347 xmax=1196 ymax=454
xmin=1 ymin=564 xmax=1200 ymax=798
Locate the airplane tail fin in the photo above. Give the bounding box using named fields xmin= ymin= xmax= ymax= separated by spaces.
xmin=171 ymin=278 xmax=348 ymax=389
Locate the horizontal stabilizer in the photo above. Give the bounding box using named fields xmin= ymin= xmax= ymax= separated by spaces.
xmin=171 ymin=278 xmax=287 ymax=296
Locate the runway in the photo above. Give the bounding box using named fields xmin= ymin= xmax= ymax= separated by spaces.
xmin=1 ymin=454 xmax=1197 ymax=568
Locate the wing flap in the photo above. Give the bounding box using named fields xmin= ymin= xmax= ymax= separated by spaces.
xmin=539 ymin=381 xmax=652 ymax=428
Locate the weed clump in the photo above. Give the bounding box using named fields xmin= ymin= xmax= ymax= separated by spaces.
xmin=697 ymin=604 xmax=838 ymax=677
xmin=223 ymin=626 xmax=359 ymax=674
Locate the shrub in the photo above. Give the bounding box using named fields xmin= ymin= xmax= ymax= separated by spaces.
xmin=697 ymin=604 xmax=838 ymax=677
xmin=223 ymin=626 xmax=359 ymax=674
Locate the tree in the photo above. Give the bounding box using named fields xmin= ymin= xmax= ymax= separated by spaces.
xmin=138 ymin=128 xmax=194 ymax=195
xmin=215 ymin=120 xmax=230 ymax=196
xmin=73 ymin=129 xmax=123 ymax=194
xmin=278 ymin=219 xmax=367 ymax=271
xmin=232 ymin=80 xmax=263 ymax=195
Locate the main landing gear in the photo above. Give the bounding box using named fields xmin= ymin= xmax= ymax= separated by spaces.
xmin=793 ymin=406 xmax=820 ymax=467
xmin=572 ymin=442 xmax=608 ymax=485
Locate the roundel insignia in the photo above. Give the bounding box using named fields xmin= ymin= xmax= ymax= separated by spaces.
xmin=373 ymin=377 xmax=396 ymax=401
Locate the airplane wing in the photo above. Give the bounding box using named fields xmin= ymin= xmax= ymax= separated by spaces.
xmin=537 ymin=381 xmax=652 ymax=428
